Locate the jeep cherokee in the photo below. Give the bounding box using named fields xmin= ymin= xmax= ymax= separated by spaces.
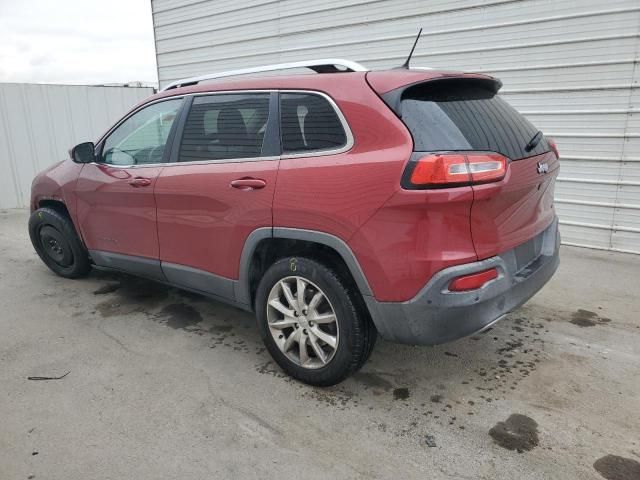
xmin=29 ymin=59 xmax=560 ymax=386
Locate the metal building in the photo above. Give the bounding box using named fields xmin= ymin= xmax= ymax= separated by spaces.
xmin=0 ymin=83 xmax=154 ymax=209
xmin=151 ymin=0 xmax=640 ymax=253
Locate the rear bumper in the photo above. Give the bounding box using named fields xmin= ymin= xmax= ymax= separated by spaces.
xmin=364 ymin=217 xmax=560 ymax=345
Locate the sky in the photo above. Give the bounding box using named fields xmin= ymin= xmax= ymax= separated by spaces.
xmin=0 ymin=0 xmax=158 ymax=86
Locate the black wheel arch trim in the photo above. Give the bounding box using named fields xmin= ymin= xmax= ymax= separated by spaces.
xmin=236 ymin=227 xmax=374 ymax=308
xmin=34 ymin=200 xmax=88 ymax=250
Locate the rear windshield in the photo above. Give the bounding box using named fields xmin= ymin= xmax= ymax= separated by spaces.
xmin=400 ymin=80 xmax=548 ymax=160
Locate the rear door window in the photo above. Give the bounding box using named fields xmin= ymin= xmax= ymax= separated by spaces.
xmin=400 ymin=80 xmax=548 ymax=160
xmin=178 ymin=93 xmax=270 ymax=162
xmin=280 ymin=93 xmax=347 ymax=153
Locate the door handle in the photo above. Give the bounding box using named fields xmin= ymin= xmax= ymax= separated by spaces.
xmin=128 ymin=177 xmax=152 ymax=187
xmin=230 ymin=178 xmax=266 ymax=190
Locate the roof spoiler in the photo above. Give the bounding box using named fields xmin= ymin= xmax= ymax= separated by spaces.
xmin=379 ymin=76 xmax=503 ymax=118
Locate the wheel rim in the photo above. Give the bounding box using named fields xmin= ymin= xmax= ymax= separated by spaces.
xmin=39 ymin=225 xmax=73 ymax=267
xmin=266 ymin=276 xmax=339 ymax=369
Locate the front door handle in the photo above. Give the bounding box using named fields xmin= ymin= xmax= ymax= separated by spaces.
xmin=128 ymin=177 xmax=152 ymax=187
xmin=230 ymin=178 xmax=266 ymax=191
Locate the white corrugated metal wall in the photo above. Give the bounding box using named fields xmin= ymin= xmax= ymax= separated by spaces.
xmin=0 ymin=83 xmax=154 ymax=209
xmin=151 ymin=0 xmax=640 ymax=253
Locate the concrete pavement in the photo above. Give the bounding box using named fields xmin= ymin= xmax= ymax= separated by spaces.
xmin=1 ymin=208 xmax=639 ymax=480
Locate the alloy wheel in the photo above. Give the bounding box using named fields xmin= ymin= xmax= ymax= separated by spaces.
xmin=266 ymin=276 xmax=339 ymax=369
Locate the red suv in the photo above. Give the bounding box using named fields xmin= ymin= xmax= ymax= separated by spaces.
xmin=29 ymin=60 xmax=560 ymax=386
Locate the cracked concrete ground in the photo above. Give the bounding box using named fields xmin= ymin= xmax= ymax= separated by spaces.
xmin=1 ymin=208 xmax=639 ymax=480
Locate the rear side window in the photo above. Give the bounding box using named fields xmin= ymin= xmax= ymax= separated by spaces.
xmin=280 ymin=93 xmax=347 ymax=153
xmin=179 ymin=93 xmax=270 ymax=162
xmin=400 ymin=80 xmax=548 ymax=160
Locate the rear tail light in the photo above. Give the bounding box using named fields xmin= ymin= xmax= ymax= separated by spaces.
xmin=547 ymin=138 xmax=559 ymax=158
xmin=409 ymin=154 xmax=468 ymax=186
xmin=449 ymin=268 xmax=498 ymax=292
xmin=405 ymin=153 xmax=507 ymax=189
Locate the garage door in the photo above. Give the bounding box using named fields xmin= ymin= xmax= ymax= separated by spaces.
xmin=151 ymin=0 xmax=640 ymax=253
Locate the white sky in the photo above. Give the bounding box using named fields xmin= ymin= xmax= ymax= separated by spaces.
xmin=0 ymin=0 xmax=158 ymax=85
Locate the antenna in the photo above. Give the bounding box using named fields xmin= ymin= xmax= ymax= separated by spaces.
xmin=399 ymin=28 xmax=423 ymax=69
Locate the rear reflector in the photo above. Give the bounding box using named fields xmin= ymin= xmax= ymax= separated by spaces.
xmin=407 ymin=153 xmax=507 ymax=188
xmin=449 ymin=268 xmax=498 ymax=292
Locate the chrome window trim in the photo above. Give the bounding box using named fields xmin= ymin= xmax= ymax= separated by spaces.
xmin=90 ymin=161 xmax=167 ymax=169
xmin=162 ymin=155 xmax=281 ymax=167
xmin=91 ymin=89 xmax=354 ymax=169
xmin=279 ymin=89 xmax=354 ymax=159
xmin=187 ymin=90 xmax=272 ymax=104
xmin=91 ymin=156 xmax=283 ymax=169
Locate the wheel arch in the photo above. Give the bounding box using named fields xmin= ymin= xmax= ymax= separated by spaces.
xmin=38 ymin=199 xmax=70 ymax=217
xmin=236 ymin=228 xmax=373 ymax=309
xmin=28 ymin=202 xmax=92 ymax=278
xmin=36 ymin=200 xmax=87 ymax=248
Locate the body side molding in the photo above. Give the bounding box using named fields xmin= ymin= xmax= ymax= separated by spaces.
xmin=93 ymin=227 xmax=375 ymax=316
xmin=162 ymin=261 xmax=234 ymax=300
xmin=89 ymin=250 xmax=251 ymax=311
xmin=89 ymin=250 xmax=166 ymax=282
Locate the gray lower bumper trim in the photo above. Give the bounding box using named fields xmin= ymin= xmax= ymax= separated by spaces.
xmin=365 ymin=218 xmax=560 ymax=345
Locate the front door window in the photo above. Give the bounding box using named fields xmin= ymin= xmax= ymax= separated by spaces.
xmin=101 ymin=99 xmax=183 ymax=165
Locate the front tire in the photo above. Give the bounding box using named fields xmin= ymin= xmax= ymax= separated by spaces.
xmin=255 ymin=256 xmax=376 ymax=386
xmin=28 ymin=207 xmax=91 ymax=279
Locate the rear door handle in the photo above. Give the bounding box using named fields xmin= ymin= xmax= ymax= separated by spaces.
xmin=128 ymin=177 xmax=152 ymax=187
xmin=230 ymin=178 xmax=266 ymax=190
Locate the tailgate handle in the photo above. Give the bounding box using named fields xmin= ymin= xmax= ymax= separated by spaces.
xmin=230 ymin=178 xmax=266 ymax=190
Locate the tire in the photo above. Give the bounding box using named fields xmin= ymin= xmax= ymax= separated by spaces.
xmin=255 ymin=256 xmax=376 ymax=386
xmin=28 ymin=207 xmax=91 ymax=279
xmin=356 ymin=305 xmax=378 ymax=371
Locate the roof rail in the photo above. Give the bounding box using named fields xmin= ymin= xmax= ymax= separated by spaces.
xmin=161 ymin=58 xmax=368 ymax=91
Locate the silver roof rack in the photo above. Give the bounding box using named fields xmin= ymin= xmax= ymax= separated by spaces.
xmin=162 ymin=58 xmax=368 ymax=91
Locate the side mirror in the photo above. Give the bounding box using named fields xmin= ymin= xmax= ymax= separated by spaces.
xmin=71 ymin=142 xmax=96 ymax=163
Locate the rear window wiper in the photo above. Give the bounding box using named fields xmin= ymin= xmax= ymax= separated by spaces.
xmin=525 ymin=131 xmax=543 ymax=152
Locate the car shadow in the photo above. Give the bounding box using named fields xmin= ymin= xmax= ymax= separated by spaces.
xmin=87 ymin=268 xmax=264 ymax=351
xmin=61 ymin=267 xmax=565 ymax=445
xmin=83 ymin=269 xmax=551 ymax=423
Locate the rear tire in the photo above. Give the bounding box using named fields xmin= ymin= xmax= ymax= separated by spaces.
xmin=255 ymin=256 xmax=375 ymax=386
xmin=28 ymin=207 xmax=91 ymax=279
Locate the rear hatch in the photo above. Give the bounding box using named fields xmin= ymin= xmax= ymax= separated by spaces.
xmin=373 ymin=75 xmax=559 ymax=260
